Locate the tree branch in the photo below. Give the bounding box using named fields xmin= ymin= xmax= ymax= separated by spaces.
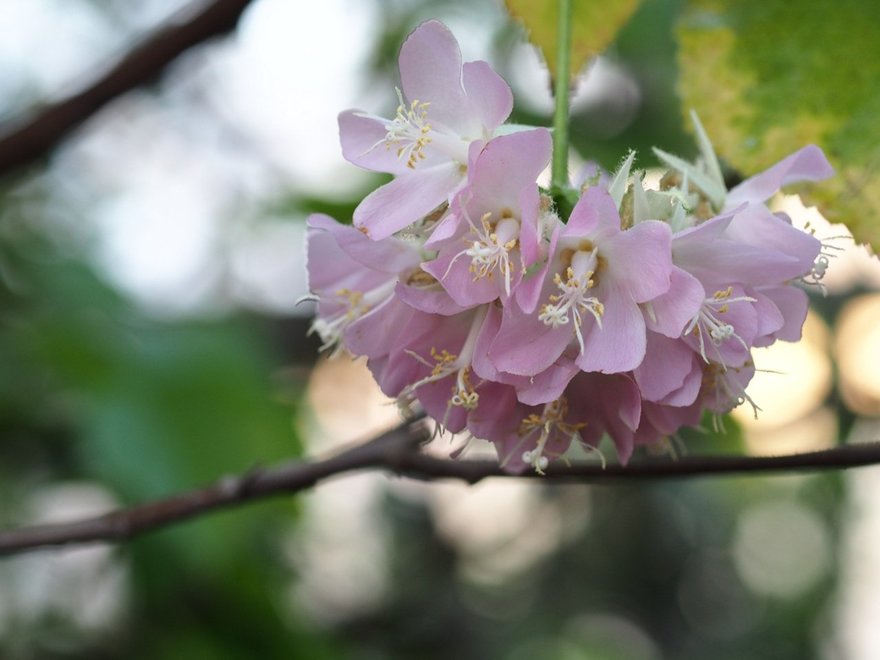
xmin=0 ymin=415 xmax=430 ymax=556
xmin=0 ymin=0 xmax=257 ymax=177
xmin=2 ymin=416 xmax=880 ymax=557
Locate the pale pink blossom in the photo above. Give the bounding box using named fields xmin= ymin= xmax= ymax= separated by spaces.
xmin=489 ymin=187 xmax=674 ymax=377
xmin=339 ymin=20 xmax=513 ymax=239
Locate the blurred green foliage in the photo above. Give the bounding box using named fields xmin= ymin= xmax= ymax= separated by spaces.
xmin=0 ymin=208 xmax=339 ymax=657
xmin=678 ymin=0 xmax=880 ymax=252
xmin=505 ymin=0 xmax=642 ymax=84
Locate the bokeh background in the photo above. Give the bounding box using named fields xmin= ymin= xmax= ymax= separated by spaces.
xmin=1 ymin=0 xmax=879 ymax=658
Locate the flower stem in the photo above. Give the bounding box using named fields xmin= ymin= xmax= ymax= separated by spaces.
xmin=551 ymin=0 xmax=573 ymax=195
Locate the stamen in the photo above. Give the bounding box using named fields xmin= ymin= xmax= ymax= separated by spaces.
xmin=309 ymin=283 xmax=395 ymax=354
xmin=430 ymin=348 xmax=457 ymax=376
xmin=450 ymin=368 xmax=479 ymax=410
xmin=538 ymin=249 xmax=605 ymax=354
xmin=444 ymin=206 xmax=521 ymax=296
xmin=509 ymin=398 xmax=587 ymax=473
xmin=382 ymin=88 xmax=432 ymax=169
xmin=684 ymin=287 xmax=755 ymax=366
xmin=705 ymin=362 xmax=761 ymax=420
xmin=398 ymin=307 xmax=487 ymax=414
xmin=800 ymin=224 xmax=850 ymax=293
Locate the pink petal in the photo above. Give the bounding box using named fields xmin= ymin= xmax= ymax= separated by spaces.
xmin=338 ymin=111 xmax=410 ymax=175
xmin=422 ymin=209 xmax=461 ymax=248
xmin=516 ymin=221 xmax=560 ymax=314
xmin=398 ymin=20 xmax=473 ymax=134
xmin=750 ymin=288 xmax=785 ymax=341
xmin=603 ymin=220 xmax=672 ymax=302
xmin=723 ymin=204 xmax=821 ymax=278
xmin=566 ymin=372 xmax=641 ymax=463
xmin=306 ymin=214 xmax=361 ymax=291
xmin=565 ymin=186 xmax=621 ymax=239
xmin=462 ymin=60 xmax=513 ymax=132
xmin=489 ymin=308 xmax=572 ymax=376
xmin=725 ymin=145 xmax=834 ymax=209
xmin=344 ymin=297 xmax=420 ymax=359
xmin=393 ymin=279 xmax=469 ymax=316
xmin=422 ymin=245 xmax=510 ymax=307
xmin=644 ymin=267 xmax=705 ymax=338
xmin=308 ymin=213 xmax=421 ymax=274
xmin=467 ymin=381 xmax=520 ymax=440
xmin=418 ymin=377 xmax=468 ymax=433
xmin=518 ymin=186 xmax=542 ymax=267
xmin=674 ymin=236 xmax=804 ymax=287
xmin=353 ymin=161 xmax=463 ymax=239
xmin=636 ymin=400 xmax=702 ymax=447
xmin=658 ymin=359 xmax=703 ymax=407
xmin=468 ymin=130 xmax=551 ymax=211
xmin=753 ymin=285 xmax=809 ymax=343
xmin=576 ymin=287 xmax=647 ymax=374
xmin=634 ymin=334 xmax=696 ymax=402
xmin=367 ymin=349 xmax=426 ymax=399
xmin=471 ymin=303 xmax=503 ymax=381
xmin=673 ymin=209 xmax=735 ymax=244
xmin=515 ymin=359 xmax=580 ymax=406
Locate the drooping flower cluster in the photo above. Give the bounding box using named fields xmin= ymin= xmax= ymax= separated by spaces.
xmin=305 ymin=20 xmax=834 ymax=472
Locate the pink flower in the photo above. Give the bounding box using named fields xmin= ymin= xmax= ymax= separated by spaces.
xmin=472 ymin=391 xmax=590 ymax=474
xmin=422 ymin=128 xmax=552 ymax=307
xmin=700 ymin=360 xmax=758 ymax=418
xmin=305 ymin=214 xmax=421 ymax=354
xmin=634 ymin=332 xmax=703 ymax=407
xmin=372 ymin=306 xmax=497 ymax=432
xmin=307 ymin=33 xmax=838 ymax=473
xmin=339 ymin=20 xmax=514 ymax=240
xmin=489 ymin=187 xmax=674 ymax=377
xmin=724 ymin=145 xmax=834 ymax=211
xmin=469 ymin=372 xmax=642 ymax=471
xmin=566 ymin=372 xmax=642 ymax=464
xmin=633 ymin=399 xmax=703 ymax=449
xmin=654 ymin=112 xmax=834 ymax=216
xmin=666 ymin=205 xmax=821 ymax=373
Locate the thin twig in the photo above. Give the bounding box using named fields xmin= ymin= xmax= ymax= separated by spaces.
xmin=2 ymin=424 xmax=880 ymax=557
xmin=0 ymin=415 xmax=430 ymax=557
xmin=0 ymin=0 xmax=256 ymax=177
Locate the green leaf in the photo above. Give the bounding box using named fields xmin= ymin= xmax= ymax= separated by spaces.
xmin=505 ymin=0 xmax=641 ymax=83
xmin=677 ymin=0 xmax=880 ymax=252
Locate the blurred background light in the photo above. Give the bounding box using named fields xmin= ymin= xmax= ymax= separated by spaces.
xmin=733 ymin=500 xmax=831 ymax=598
xmin=834 ymin=423 xmax=880 ymax=660
xmin=835 ymin=294 xmax=880 ymax=417
xmin=0 ymin=484 xmax=129 ymax=650
xmin=734 ymin=310 xmax=835 ymax=452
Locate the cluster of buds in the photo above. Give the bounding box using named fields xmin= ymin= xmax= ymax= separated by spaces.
xmin=305 ymin=21 xmax=834 ymax=472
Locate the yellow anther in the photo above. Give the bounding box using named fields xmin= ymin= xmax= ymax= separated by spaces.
xmin=430 ymin=348 xmax=457 ymax=376
xmin=713 ymin=286 xmax=733 ymax=300
xmin=406 ymin=269 xmax=437 ymax=287
xmin=385 ymin=92 xmax=433 ymax=169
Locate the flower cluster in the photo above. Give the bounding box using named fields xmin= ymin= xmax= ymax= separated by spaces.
xmin=306 ymin=20 xmax=834 ymax=472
